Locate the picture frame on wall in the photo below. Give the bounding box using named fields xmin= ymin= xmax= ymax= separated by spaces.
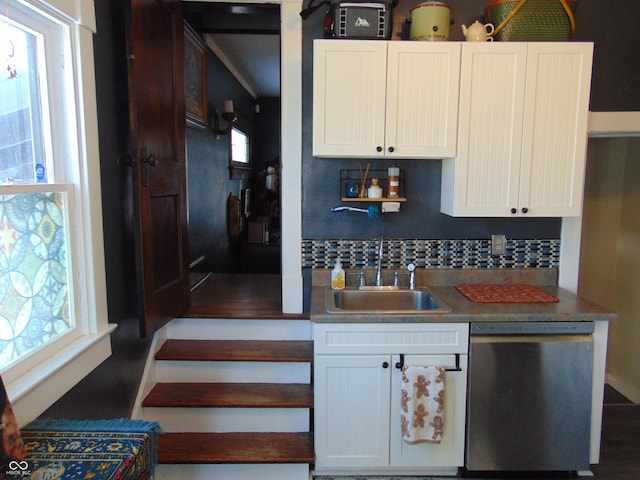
xmin=184 ymin=22 xmax=208 ymax=130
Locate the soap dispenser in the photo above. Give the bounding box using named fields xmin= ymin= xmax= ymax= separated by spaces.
xmin=331 ymin=259 xmax=345 ymax=289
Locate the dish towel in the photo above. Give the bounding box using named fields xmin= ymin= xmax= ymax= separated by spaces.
xmin=401 ymin=365 xmax=445 ymax=444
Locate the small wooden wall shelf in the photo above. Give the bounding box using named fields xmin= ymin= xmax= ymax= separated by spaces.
xmin=340 ymin=196 xmax=407 ymax=202
xmin=339 ymin=168 xmax=407 ymax=202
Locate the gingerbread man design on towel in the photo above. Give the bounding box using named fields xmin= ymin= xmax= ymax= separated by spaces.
xmin=400 ymin=365 xmax=446 ymax=444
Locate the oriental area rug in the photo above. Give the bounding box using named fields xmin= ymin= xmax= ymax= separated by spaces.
xmin=17 ymin=419 xmax=162 ymax=480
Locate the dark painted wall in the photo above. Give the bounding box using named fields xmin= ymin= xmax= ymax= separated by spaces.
xmin=303 ymin=158 xmax=562 ymax=240
xmin=572 ymin=1 xmax=640 ymax=112
xmin=186 ymin=47 xmax=255 ymax=273
xmin=254 ymin=97 xmax=281 ymax=173
xmin=42 ymin=0 xmax=640 ymax=418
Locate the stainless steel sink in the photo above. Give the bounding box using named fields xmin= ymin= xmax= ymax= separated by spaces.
xmin=326 ymin=287 xmax=451 ymax=314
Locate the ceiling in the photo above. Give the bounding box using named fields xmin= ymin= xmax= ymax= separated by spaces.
xmin=184 ymin=2 xmax=281 ymax=99
xmin=206 ymin=33 xmax=280 ymax=98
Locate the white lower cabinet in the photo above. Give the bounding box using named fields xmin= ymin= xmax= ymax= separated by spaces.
xmin=315 ymin=354 xmax=392 ymax=468
xmin=313 ymin=323 xmax=469 ymax=474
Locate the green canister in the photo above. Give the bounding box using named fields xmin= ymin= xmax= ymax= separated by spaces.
xmin=409 ymin=1 xmax=452 ymax=41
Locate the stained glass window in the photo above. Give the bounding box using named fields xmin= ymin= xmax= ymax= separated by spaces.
xmin=0 ymin=192 xmax=70 ymax=367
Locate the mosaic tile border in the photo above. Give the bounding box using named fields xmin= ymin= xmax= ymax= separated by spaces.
xmin=302 ymin=238 xmax=560 ymax=270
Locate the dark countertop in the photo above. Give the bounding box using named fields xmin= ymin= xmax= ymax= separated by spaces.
xmin=311 ymin=268 xmax=617 ymax=324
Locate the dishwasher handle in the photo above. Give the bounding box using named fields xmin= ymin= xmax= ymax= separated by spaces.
xmin=471 ymin=334 xmax=593 ymax=345
xmin=470 ymin=321 xmax=594 ymax=336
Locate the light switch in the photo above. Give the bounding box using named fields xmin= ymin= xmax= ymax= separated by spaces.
xmin=491 ymin=234 xmax=506 ymax=256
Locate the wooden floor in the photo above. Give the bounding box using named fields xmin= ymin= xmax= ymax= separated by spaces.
xmin=185 ymin=273 xmax=308 ymax=320
xmin=591 ymin=400 xmax=640 ymax=480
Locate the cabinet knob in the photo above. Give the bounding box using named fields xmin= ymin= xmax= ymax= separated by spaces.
xmin=382 ymin=361 xmax=389 ymax=369
xmin=521 ymin=207 xmax=529 ymax=214
xmin=387 ymin=146 xmax=395 ymax=153
xmin=376 ymin=146 xmax=383 ymax=152
xmin=511 ymin=208 xmax=517 ymax=214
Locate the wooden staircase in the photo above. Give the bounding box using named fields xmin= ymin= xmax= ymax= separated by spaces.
xmin=132 ymin=318 xmax=314 ymax=480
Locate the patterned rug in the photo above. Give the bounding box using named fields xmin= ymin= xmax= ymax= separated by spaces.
xmin=18 ymin=419 xmax=162 ymax=480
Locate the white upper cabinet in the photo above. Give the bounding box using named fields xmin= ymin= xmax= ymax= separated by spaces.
xmin=441 ymin=42 xmax=593 ymax=217
xmin=313 ymin=40 xmax=387 ymax=158
xmin=313 ymin=39 xmax=460 ymax=158
xmin=520 ymin=43 xmax=593 ymax=217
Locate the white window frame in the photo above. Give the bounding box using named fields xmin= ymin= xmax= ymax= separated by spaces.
xmin=1 ymin=0 xmax=112 ymax=427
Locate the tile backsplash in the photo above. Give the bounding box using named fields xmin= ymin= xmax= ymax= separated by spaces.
xmin=302 ymin=238 xmax=560 ymax=270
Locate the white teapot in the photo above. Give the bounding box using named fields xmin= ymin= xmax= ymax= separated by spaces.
xmin=461 ymin=20 xmax=494 ymax=42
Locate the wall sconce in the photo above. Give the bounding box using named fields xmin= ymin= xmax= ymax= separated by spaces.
xmin=213 ymin=100 xmax=237 ymax=138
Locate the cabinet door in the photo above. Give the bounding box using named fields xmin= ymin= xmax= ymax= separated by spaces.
xmin=314 ymin=355 xmax=391 ymax=469
xmin=313 ymin=40 xmax=387 ymax=157
xmin=385 ymin=42 xmax=460 ymax=158
xmin=518 ymin=43 xmax=593 ymax=217
xmin=441 ymin=43 xmax=527 ymax=216
xmin=389 ymin=354 xmax=467 ymax=468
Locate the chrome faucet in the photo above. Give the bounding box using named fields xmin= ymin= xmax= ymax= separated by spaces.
xmin=407 ymin=263 xmax=416 ymax=290
xmin=375 ymin=234 xmax=384 ymax=287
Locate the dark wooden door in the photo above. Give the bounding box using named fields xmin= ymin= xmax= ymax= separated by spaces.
xmin=125 ymin=0 xmax=190 ymax=337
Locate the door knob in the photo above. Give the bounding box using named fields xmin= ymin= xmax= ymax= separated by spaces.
xmin=382 ymin=361 xmax=389 ymax=369
xmin=141 ymin=151 xmax=157 ymax=167
xmin=140 ymin=147 xmax=157 ymax=187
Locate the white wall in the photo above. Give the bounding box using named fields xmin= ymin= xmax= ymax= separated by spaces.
xmin=579 ymin=136 xmax=640 ymax=403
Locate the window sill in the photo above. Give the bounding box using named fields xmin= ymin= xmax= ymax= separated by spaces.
xmin=229 ymin=164 xmax=252 ymax=180
xmin=7 ymin=323 xmax=117 ymax=426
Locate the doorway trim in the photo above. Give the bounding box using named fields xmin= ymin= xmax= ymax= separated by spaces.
xmin=195 ymin=0 xmax=303 ymax=312
xmin=279 ymin=0 xmax=303 ymax=313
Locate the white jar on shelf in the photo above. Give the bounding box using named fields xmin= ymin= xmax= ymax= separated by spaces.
xmin=368 ymin=178 xmax=383 ymax=198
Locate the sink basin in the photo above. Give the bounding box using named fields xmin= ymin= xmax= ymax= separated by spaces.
xmin=326 ymin=288 xmax=451 ymax=314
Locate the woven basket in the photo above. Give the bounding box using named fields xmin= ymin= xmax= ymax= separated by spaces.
xmin=485 ymin=0 xmax=577 ymax=41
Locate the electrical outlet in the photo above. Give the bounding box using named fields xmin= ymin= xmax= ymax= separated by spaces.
xmin=492 ymin=234 xmax=506 ymax=256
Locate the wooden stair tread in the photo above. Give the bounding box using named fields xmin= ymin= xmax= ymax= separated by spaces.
xmin=158 ymin=432 xmax=314 ymax=464
xmin=155 ymin=339 xmax=313 ymax=362
xmin=142 ymin=382 xmax=313 ymax=408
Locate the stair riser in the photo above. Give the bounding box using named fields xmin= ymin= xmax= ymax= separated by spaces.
xmin=155 ymin=360 xmax=311 ymax=383
xmin=139 ymin=407 xmax=310 ymax=432
xmin=168 ymin=318 xmax=312 ymax=341
xmin=155 ymin=463 xmax=310 ymax=480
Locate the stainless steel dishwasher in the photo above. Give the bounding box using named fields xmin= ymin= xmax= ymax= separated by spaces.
xmin=465 ymin=322 xmax=594 ymax=473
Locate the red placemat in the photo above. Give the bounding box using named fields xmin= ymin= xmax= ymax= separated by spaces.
xmin=455 ymin=284 xmax=559 ymax=303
